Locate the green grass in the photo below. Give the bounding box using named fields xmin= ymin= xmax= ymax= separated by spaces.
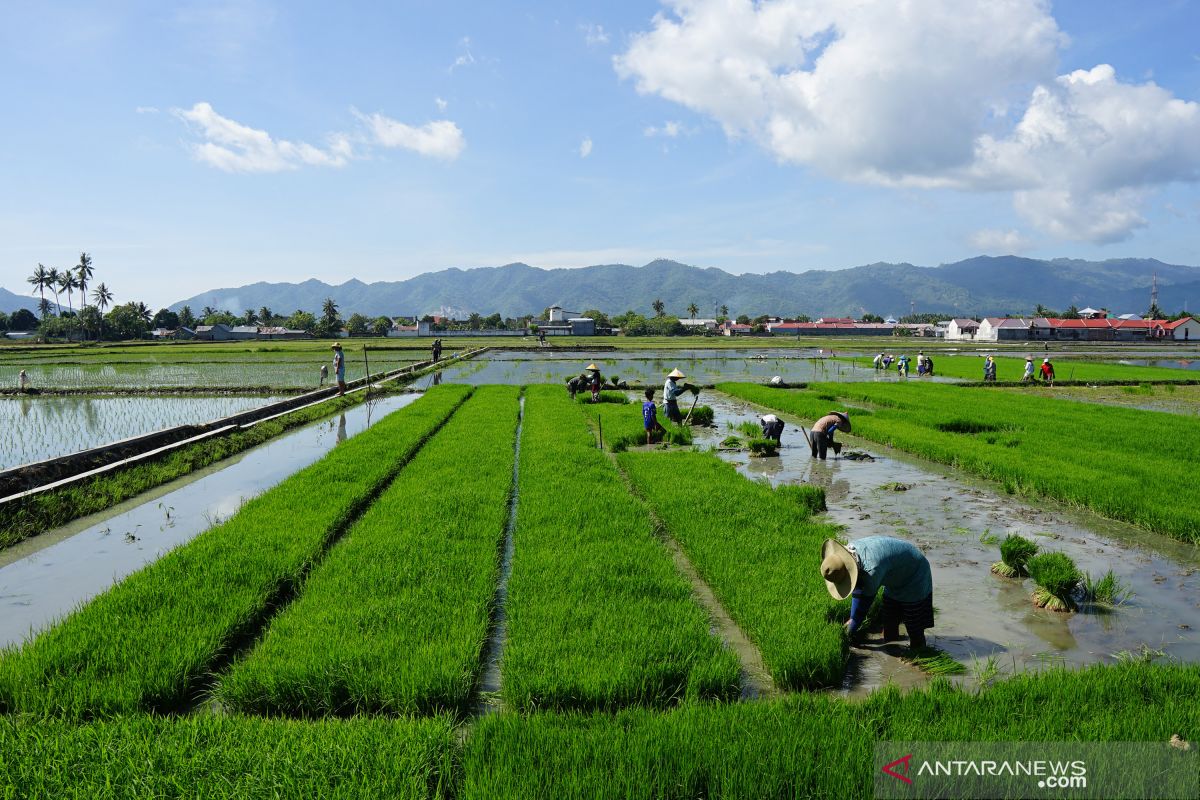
xmin=0 ymin=385 xmax=472 ymax=718
xmin=216 ymin=387 xmax=520 ymax=717
xmin=1027 ymin=552 xmax=1083 ymax=612
xmin=462 ymin=662 xmax=1200 ymax=799
xmin=577 ymin=397 xmax=692 ymax=452
xmin=990 ymin=534 xmax=1039 ymax=578
xmin=574 ymin=390 xmax=628 ymax=404
xmin=719 ymin=382 xmax=1200 ymax=543
xmin=0 ymin=714 xmax=455 ymax=799
xmin=617 ymin=452 xmax=846 ymax=688
xmin=500 ymin=386 xmax=739 ymax=711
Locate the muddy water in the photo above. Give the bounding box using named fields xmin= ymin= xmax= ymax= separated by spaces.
xmin=0 ymin=393 xmax=420 ymax=648
xmin=692 ymin=392 xmax=1200 ymax=694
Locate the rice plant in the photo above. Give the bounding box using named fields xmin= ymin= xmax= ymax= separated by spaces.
xmin=217 ymin=387 xmax=520 ymax=717
xmin=1080 ymin=569 xmax=1133 ymax=607
xmin=1026 ymin=552 xmax=1082 ymax=612
xmin=747 ymin=437 xmax=778 ymax=456
xmin=0 ymin=384 xmax=472 ymax=718
xmin=905 ymin=646 xmax=967 ymax=676
xmin=990 ymin=534 xmax=1039 ymax=578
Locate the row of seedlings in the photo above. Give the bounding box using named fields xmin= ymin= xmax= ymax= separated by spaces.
xmin=501 ymin=385 xmax=740 ymax=711
xmin=617 ymin=452 xmax=846 ymax=688
xmin=0 ymin=384 xmax=472 ymax=718
xmin=0 ymin=715 xmax=455 ymax=799
xmin=573 ymin=392 xmax=693 ymax=452
xmin=719 ymin=382 xmax=1200 ymax=544
xmin=463 ymin=660 xmax=1200 ymax=799
xmin=217 ymin=386 xmax=521 ymax=717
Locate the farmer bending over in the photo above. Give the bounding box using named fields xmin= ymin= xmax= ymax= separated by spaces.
xmin=810 ymin=410 xmax=850 ymax=459
xmin=1040 ymin=358 xmax=1055 ymax=385
xmin=759 ymin=413 xmax=784 ymax=443
xmin=642 ymin=388 xmax=664 ymax=444
xmin=821 ymin=536 xmax=934 ymax=649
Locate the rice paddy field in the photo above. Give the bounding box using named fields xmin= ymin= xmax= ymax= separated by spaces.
xmin=2 ymin=342 xmax=1199 ymax=796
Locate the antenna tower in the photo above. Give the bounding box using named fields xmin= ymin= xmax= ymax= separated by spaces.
xmin=1151 ymin=271 xmax=1159 ymax=313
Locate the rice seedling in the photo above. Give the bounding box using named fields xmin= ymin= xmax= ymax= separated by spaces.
xmin=685 ymin=405 xmax=714 ymax=426
xmin=0 ymin=384 xmax=472 ymax=718
xmin=904 ymin=646 xmax=967 ymax=676
xmin=1026 ymin=552 xmax=1082 ymax=612
xmin=719 ymin=435 xmax=742 ymax=448
xmin=775 ymin=483 xmax=826 ymax=513
xmin=501 ymin=386 xmax=739 ymax=711
xmin=217 ymin=387 xmax=520 ymax=717
xmin=462 ymin=661 xmax=1200 ymax=799
xmin=577 ymin=398 xmax=692 ymax=453
xmin=728 ymin=420 xmax=761 ymax=437
xmin=747 ymin=437 xmax=778 ymax=456
xmin=1080 ymin=569 xmax=1133 ymax=607
xmin=978 ymin=529 xmax=1000 ymax=547
xmin=0 ymin=714 xmax=456 ymax=798
xmin=719 ymin=382 xmax=1200 ymax=544
xmin=990 ymin=534 xmax=1039 ymax=578
xmin=618 ymin=451 xmax=846 ymax=689
xmin=575 ymin=390 xmax=629 ymax=405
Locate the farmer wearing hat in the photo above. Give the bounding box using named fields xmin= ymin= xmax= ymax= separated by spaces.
xmin=331 ymin=343 xmax=346 ymax=395
xmin=821 ymin=536 xmax=934 ymax=649
xmin=586 ymin=363 xmax=603 ymax=402
xmin=1022 ymin=356 xmax=1035 ymax=383
xmin=810 ymin=410 xmax=850 ymax=459
xmin=1040 ymin=357 xmax=1055 ymax=385
xmin=663 ymin=368 xmax=688 ymax=423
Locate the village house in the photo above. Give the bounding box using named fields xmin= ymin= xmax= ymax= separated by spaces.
xmin=945 ymin=318 xmax=980 ymax=340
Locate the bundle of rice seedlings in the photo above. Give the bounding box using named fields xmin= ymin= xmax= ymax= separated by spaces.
xmin=1026 ymin=552 xmax=1081 ymax=612
xmin=748 ymin=438 xmax=778 ymax=457
xmin=720 ymin=435 xmax=742 ymax=448
xmin=990 ymin=534 xmax=1039 ymax=578
xmin=1080 ymin=569 xmax=1133 ymax=607
xmin=905 ymin=646 xmax=967 ymax=676
xmin=686 ymin=406 xmax=715 ymax=426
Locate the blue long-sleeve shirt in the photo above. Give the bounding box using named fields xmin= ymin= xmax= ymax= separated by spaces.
xmin=845 ymin=536 xmax=932 ymax=635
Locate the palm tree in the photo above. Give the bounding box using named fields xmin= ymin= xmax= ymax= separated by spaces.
xmin=46 ymin=268 xmax=62 ymax=314
xmin=58 ymin=270 xmax=79 ymax=315
xmin=27 ymin=264 xmax=50 ymax=311
xmin=38 ymin=298 xmax=53 ymax=319
xmin=76 ymin=252 xmax=93 ymax=308
xmin=720 ymin=304 xmax=729 ymax=318
xmin=136 ymin=301 xmax=152 ymax=325
xmin=321 ymin=297 xmax=339 ymax=321
xmin=243 ymin=309 xmax=258 ymax=325
xmin=91 ymin=283 xmax=113 ymax=313
xmin=201 ymin=305 xmax=217 ymax=318
xmin=687 ymin=302 xmax=699 ymax=320
xmin=259 ymin=306 xmax=273 ymax=325
xmin=652 ymin=298 xmax=666 ymax=317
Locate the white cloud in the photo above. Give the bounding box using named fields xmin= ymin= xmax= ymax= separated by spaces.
xmin=358 ymin=112 xmax=466 ymax=161
xmin=135 ymin=106 xmax=159 ymax=115
xmin=582 ymin=23 xmax=609 ymax=46
xmin=968 ymin=228 xmax=1032 ymax=253
xmin=579 ymin=137 xmax=593 ymax=158
xmin=616 ymin=0 xmax=1200 ymax=244
xmin=435 ymin=96 xmax=448 ymax=111
xmin=644 ymin=120 xmax=685 ymax=138
xmin=450 ymin=36 xmax=476 ymax=71
xmin=173 ymin=102 xmax=351 ymax=173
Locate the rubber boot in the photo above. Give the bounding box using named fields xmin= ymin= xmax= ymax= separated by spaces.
xmin=882 ymin=622 xmax=901 ymax=643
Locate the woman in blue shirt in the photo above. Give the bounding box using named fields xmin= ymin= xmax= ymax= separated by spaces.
xmin=820 ymin=536 xmax=934 ymax=649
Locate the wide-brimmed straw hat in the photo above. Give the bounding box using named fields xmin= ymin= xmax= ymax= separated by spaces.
xmin=667 ymin=368 xmax=686 ymax=379
xmin=829 ymin=410 xmax=850 ymax=422
xmin=586 ymin=363 xmax=599 ymax=371
xmin=331 ymin=343 xmax=342 ymax=349
xmin=821 ymin=539 xmax=859 ymax=600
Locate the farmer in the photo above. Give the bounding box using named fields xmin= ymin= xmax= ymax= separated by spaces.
xmin=18 ymin=369 xmax=29 ymax=392
xmin=760 ymin=413 xmax=784 ymax=443
xmin=585 ymin=363 xmax=603 ymax=402
xmin=896 ymin=354 xmax=910 ymax=378
xmin=1022 ymin=356 xmax=1035 ymax=382
xmin=331 ymin=343 xmax=346 ymax=396
xmin=873 ymin=353 xmax=883 ymax=371
xmin=916 ymin=351 xmax=927 ymax=376
xmin=925 ymin=355 xmax=935 ymax=377
xmin=319 ymin=363 xmax=328 ymax=386
xmin=663 ymin=368 xmax=688 ymax=423
xmin=810 ymin=410 xmax=850 ymax=460
xmin=983 ymin=355 xmax=996 ymax=382
xmin=1040 ymin=357 xmax=1055 ymax=385
xmin=642 ymin=388 xmax=664 ymax=444
xmin=821 ymin=536 xmax=934 ymax=649
xmin=566 ymin=373 xmax=586 ymax=400
xmin=431 ymin=338 xmax=442 ymax=363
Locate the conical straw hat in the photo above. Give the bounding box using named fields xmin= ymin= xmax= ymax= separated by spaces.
xmin=820 ymin=539 xmax=859 ymax=600
xmin=667 ymin=368 xmax=686 ymax=379
xmin=586 ymin=363 xmax=599 ymax=371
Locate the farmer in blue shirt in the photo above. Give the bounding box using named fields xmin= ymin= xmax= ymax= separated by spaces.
xmin=331 ymin=343 xmax=346 ymax=396
xmin=642 ymin=388 xmax=664 ymax=444
xmin=821 ymin=536 xmax=934 ymax=649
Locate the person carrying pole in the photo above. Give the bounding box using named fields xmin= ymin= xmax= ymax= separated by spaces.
xmin=810 ymin=410 xmax=850 ymax=459
xmin=820 ymin=536 xmax=934 ymax=649
xmin=759 ymin=413 xmax=785 ymax=443
xmin=663 ymin=368 xmax=689 ymax=423
xmin=331 ymin=343 xmax=346 ymax=396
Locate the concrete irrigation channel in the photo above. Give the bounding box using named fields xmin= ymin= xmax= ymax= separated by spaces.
xmin=688 ymin=391 xmax=1200 ymax=694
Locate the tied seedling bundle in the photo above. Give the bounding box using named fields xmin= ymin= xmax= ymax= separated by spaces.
xmin=990 ymin=534 xmax=1039 ymax=578
xmin=1026 ymin=552 xmax=1082 ymax=612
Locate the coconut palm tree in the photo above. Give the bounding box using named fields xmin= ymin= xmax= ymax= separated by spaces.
xmin=58 ymin=270 xmax=79 ymax=315
xmin=243 ymin=309 xmax=258 ymax=325
xmin=259 ymin=306 xmax=273 ymax=325
xmin=652 ymin=298 xmax=665 ymax=317
xmin=91 ymin=282 xmax=113 ymax=313
xmin=136 ymin=302 xmax=152 ymax=325
xmin=687 ymin=302 xmax=699 ymax=320
xmin=76 ymin=252 xmax=93 ymax=308
xmin=46 ymin=267 xmax=62 ymax=314
xmin=38 ymin=298 xmax=53 ymax=319
xmin=27 ymin=264 xmax=51 ymax=311
xmin=720 ymin=304 xmax=729 ymax=318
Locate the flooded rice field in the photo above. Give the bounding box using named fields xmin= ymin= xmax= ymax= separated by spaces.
xmin=0 ymin=393 xmax=419 ymax=648
xmin=0 ymin=358 xmax=422 ymax=391
xmin=690 ymin=392 xmax=1200 ymax=693
xmin=1020 ymin=383 xmax=1200 ymax=416
xmin=0 ymin=394 xmax=287 ymax=469
xmin=434 ymin=348 xmax=949 ymax=385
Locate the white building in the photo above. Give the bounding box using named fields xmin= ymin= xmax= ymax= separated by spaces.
xmin=945 ymin=318 xmax=979 ymax=340
xmin=548 ymin=305 xmax=581 ymax=323
xmin=679 ymin=318 xmax=719 ymax=332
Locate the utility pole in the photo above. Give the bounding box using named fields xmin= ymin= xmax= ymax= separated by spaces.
xmin=1151 ymin=271 xmax=1159 ymax=315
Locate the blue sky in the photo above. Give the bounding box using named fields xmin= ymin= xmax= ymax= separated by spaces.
xmin=2 ymin=0 xmax=1199 ymax=309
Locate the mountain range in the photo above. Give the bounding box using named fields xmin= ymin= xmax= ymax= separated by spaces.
xmin=156 ymin=255 xmax=1200 ymax=319
xmin=0 ymin=287 xmax=58 ymax=316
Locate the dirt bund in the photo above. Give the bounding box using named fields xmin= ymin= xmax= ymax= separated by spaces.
xmin=0 ymin=350 xmax=483 ymax=500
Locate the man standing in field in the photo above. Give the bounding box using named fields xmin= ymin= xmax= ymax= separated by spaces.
xmin=331 ymin=343 xmax=346 ymax=396
xmin=821 ymin=536 xmax=934 ymax=649
xmin=663 ymin=368 xmax=688 ymax=423
xmin=642 ymin=388 xmax=664 ymax=444
xmin=983 ymin=355 xmax=996 ymax=382
xmin=810 ymin=410 xmax=850 ymax=459
xmin=1022 ymin=356 xmax=1035 ymax=382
